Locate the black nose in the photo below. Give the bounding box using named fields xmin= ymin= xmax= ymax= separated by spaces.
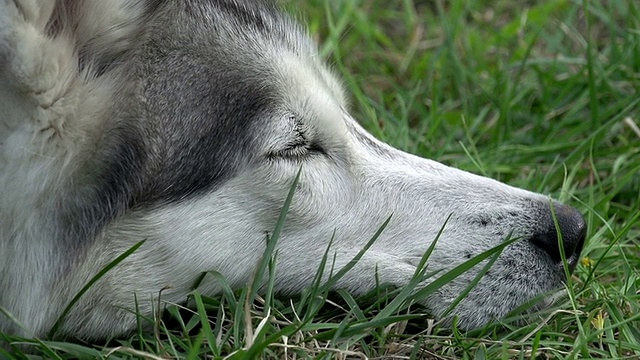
xmin=529 ymin=202 xmax=586 ymax=263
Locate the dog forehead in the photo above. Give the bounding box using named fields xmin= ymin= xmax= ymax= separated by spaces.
xmin=150 ymin=0 xmax=312 ymax=55
xmin=169 ymin=0 xmax=349 ymax=135
xmin=124 ymin=3 xmax=321 ymax=197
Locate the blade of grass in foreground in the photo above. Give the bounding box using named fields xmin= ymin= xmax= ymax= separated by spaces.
xmin=249 ymin=166 xmax=302 ymax=303
xmin=48 ymin=239 xmax=146 ymax=338
xmin=192 ymin=290 xmax=218 ymax=355
xmin=296 ymin=216 xmax=392 ymax=325
xmin=242 ymin=216 xmax=393 ymax=358
xmin=370 ymin=214 xmax=451 ymax=322
xmin=224 ymin=168 xmax=303 ymax=356
xmin=440 ymin=235 xmax=508 ymax=318
xmin=410 ymin=235 xmax=519 ymax=302
xmin=303 ymin=216 xmax=451 ymax=344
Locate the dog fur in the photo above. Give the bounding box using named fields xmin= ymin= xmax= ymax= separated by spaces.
xmin=0 ymin=0 xmax=586 ymax=344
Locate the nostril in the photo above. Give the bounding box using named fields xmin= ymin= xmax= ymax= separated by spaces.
xmin=529 ymin=203 xmax=587 ymax=263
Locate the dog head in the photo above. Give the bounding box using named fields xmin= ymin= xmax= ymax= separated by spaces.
xmin=0 ymin=0 xmax=586 ymax=340
xmin=118 ymin=0 xmax=586 ymax=329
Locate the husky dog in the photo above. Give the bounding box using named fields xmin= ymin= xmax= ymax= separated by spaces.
xmin=0 ymin=0 xmax=586 ymax=344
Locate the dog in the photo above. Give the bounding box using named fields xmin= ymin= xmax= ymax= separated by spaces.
xmin=0 ymin=0 xmax=586 ymax=344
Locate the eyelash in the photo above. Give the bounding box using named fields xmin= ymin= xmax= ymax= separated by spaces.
xmin=270 ymin=140 xmax=326 ymax=159
xmin=282 ymin=142 xmax=310 ymax=156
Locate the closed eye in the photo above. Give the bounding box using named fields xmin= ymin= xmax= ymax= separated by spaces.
xmin=268 ymin=140 xmax=326 ymax=159
xmin=307 ymin=141 xmax=326 ymax=155
xmin=266 ymin=113 xmax=327 ymax=160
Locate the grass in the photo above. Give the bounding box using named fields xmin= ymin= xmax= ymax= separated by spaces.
xmin=2 ymin=0 xmax=640 ymax=358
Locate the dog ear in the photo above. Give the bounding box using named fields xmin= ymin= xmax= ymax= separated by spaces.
xmin=0 ymin=0 xmax=145 ymax=149
xmin=49 ymin=1 xmax=149 ymax=76
xmin=0 ymin=0 xmax=77 ymax=144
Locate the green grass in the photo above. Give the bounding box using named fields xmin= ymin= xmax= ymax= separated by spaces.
xmin=3 ymin=0 xmax=640 ymax=358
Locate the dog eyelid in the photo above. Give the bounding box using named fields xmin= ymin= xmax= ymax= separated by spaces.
xmin=276 ymin=140 xmax=326 ymax=158
xmin=267 ymin=137 xmax=326 ymax=160
xmin=266 ymin=112 xmax=327 ymax=159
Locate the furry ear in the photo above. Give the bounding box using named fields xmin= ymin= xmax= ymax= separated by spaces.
xmin=0 ymin=0 xmax=77 ymax=144
xmin=0 ymin=0 xmax=147 ymax=146
xmin=48 ymin=1 xmax=149 ymax=74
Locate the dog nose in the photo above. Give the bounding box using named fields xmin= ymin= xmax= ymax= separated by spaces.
xmin=529 ymin=203 xmax=586 ymax=263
